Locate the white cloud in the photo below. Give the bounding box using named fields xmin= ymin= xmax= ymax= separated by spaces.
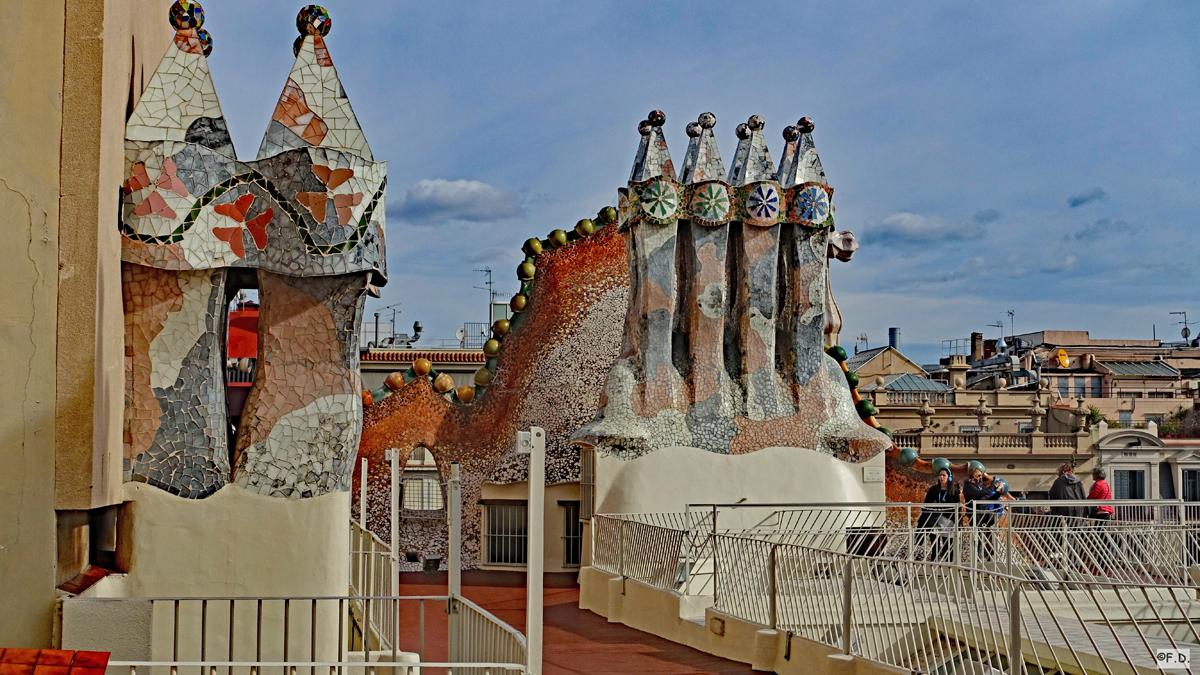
xmin=391 ymin=179 xmax=522 ymax=224
xmin=864 ymin=212 xmax=985 ymax=245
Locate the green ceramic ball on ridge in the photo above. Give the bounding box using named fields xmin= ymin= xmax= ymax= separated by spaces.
xmin=932 ymin=457 xmax=952 ymax=476
xmin=523 ymin=238 xmax=543 ymax=257
xmin=898 ymin=447 xmax=919 ymax=466
xmin=597 ymin=206 xmax=618 ymax=224
xmin=517 ymin=261 xmax=535 ymax=281
xmin=548 ymin=229 xmax=569 ymax=248
xmin=510 ymin=294 xmax=527 ymax=312
xmin=575 ymin=219 xmax=594 ymax=236
xmin=855 ymin=399 xmax=876 ymax=418
xmin=474 ymin=368 xmax=493 ymax=387
xmin=483 ymin=339 xmax=500 ymax=357
xmin=876 ymin=426 xmax=893 ymax=439
xmin=968 ymin=460 xmax=986 ymax=474
xmin=845 ymin=371 xmax=859 ymax=388
xmin=492 ymin=319 xmax=511 ymax=338
xmin=827 ymin=345 xmax=848 ymax=362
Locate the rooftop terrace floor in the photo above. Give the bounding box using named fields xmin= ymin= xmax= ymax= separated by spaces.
xmin=396 ymin=571 xmax=754 ymax=675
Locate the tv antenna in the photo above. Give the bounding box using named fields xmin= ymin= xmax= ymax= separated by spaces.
xmin=1171 ymin=311 xmax=1191 ymax=341
xmin=855 ymin=333 xmax=869 ymax=354
xmin=1006 ymin=309 xmax=1015 ymax=337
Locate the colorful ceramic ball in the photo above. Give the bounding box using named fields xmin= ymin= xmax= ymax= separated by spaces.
xmin=968 ymin=460 xmax=986 ymax=474
xmin=433 ymin=373 xmax=455 ymax=394
xmin=522 ymin=237 xmax=543 ymax=257
xmin=638 ymin=120 xmax=653 ymax=135
xmin=826 ymin=345 xmax=848 ymax=362
xmin=897 ymin=447 xmax=919 ymax=467
xmin=574 ymin=219 xmax=594 ymax=236
xmin=932 ymin=457 xmax=952 ymax=476
xmin=297 ymin=5 xmax=332 ymax=36
xmin=855 ymin=399 xmax=877 ymax=419
xmin=845 ymin=371 xmax=860 ymax=388
xmin=492 ymin=319 xmax=511 ymax=338
xmin=797 ymin=117 xmax=815 ymax=133
xmin=877 ymin=426 xmax=893 ymax=439
xmin=455 ymin=385 xmax=476 ymax=404
xmin=509 ymin=294 xmax=527 ymax=313
xmin=474 ymin=367 xmax=494 ymax=387
xmin=483 ymin=339 xmax=501 ymax=357
xmin=685 ymin=122 xmax=702 ymax=138
xmin=747 ymin=115 xmax=765 ymax=131
xmin=597 ymin=206 xmax=618 ymax=224
xmin=547 ymin=229 xmax=569 ymax=248
xmin=698 ymin=112 xmax=717 ymax=129
xmin=384 ymin=371 xmax=406 ymax=391
xmin=196 ymin=29 xmax=213 ymax=57
xmin=293 ymin=35 xmax=306 ymax=56
xmin=647 ymin=110 xmax=666 ymax=126
xmin=361 ymin=390 xmax=373 ymax=407
xmin=517 ymin=261 xmax=536 ymax=281
xmin=782 ymin=125 xmax=800 ymax=142
xmin=735 ymin=123 xmax=750 ymax=140
xmin=169 ymin=1 xmax=205 ymax=30
xmin=412 ymin=358 xmax=432 ymax=377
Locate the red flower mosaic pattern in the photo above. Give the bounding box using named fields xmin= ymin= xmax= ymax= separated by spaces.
xmin=125 ymin=159 xmax=189 ymax=219
xmin=213 ymin=194 xmax=273 ymax=258
xmin=296 ymin=165 xmax=363 ymax=226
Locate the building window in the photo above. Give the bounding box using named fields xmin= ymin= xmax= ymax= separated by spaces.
xmin=562 ymin=501 xmax=582 ymax=567
xmin=579 ymin=447 xmax=595 ymax=521
xmin=1145 ymin=414 xmax=1165 ymax=426
xmin=401 ymin=475 xmax=444 ymax=512
xmin=1114 ymin=470 xmax=1146 ymax=500
xmin=485 ymin=502 xmax=528 ymax=565
xmin=1149 ymin=391 xmax=1174 ymax=399
xmin=1017 ymin=422 xmax=1033 ymax=434
xmin=1119 ymin=411 xmax=1132 ymax=425
xmin=1057 ymin=377 xmax=1070 ymax=399
xmin=1184 ymin=470 xmax=1200 ymax=503
xmin=1089 ymin=377 xmax=1103 ymax=398
xmin=959 ymin=425 xmax=982 ymax=434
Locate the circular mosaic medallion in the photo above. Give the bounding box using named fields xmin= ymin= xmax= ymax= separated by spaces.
xmin=639 ymin=180 xmax=679 ymax=222
xmin=745 ymin=183 xmax=780 ymax=224
xmin=792 ymin=184 xmax=831 ymax=226
xmin=690 ymin=182 xmax=731 ymax=226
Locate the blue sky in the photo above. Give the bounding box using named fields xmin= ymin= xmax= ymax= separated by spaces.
xmin=201 ymin=1 xmax=1200 ymax=365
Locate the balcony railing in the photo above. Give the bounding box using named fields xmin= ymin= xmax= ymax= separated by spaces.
xmin=591 ymin=500 xmax=1200 ymax=675
xmin=893 ymin=430 xmax=1089 ymax=454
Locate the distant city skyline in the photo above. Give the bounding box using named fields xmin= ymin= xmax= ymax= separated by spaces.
xmin=202 ymin=0 xmax=1199 ymax=357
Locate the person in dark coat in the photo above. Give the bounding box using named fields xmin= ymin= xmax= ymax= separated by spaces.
xmin=962 ymin=466 xmax=1008 ymax=561
xmin=919 ymin=467 xmax=960 ymax=561
xmin=1049 ymin=463 xmax=1089 ymax=519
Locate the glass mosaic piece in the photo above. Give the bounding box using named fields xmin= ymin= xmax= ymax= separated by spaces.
xmin=169 ymin=1 xmax=205 ymax=31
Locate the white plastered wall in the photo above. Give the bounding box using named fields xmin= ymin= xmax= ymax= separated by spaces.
xmin=596 ymin=446 xmax=885 ymax=529
xmin=63 ymin=483 xmax=350 ymax=662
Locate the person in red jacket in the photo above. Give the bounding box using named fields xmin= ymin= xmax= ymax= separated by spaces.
xmin=1088 ymin=467 xmax=1114 ymax=522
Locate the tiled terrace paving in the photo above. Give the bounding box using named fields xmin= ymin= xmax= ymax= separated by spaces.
xmin=397 ymin=571 xmax=755 ymax=675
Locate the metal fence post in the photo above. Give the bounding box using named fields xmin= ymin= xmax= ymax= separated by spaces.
xmin=841 ymin=559 xmax=853 ymax=656
xmin=1009 ymin=583 xmax=1022 ymax=675
xmin=448 ymin=463 xmax=462 ymax=663
xmin=618 ymin=519 xmax=626 ymax=580
xmin=768 ymin=545 xmax=777 ymax=630
xmin=907 ymin=506 xmax=915 ymax=562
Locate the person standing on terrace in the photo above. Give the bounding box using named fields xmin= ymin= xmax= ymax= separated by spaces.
xmin=919 ymin=467 xmax=960 ymax=561
xmin=1088 ymin=467 xmax=1114 ymax=522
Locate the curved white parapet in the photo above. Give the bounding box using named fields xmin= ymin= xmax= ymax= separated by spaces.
xmin=595 ymin=445 xmax=884 ymax=525
xmin=118 ymin=481 xmax=349 ymax=597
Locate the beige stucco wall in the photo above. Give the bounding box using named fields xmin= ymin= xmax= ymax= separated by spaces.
xmin=56 ymin=0 xmax=173 ymax=510
xmin=480 ymin=481 xmax=581 ymax=574
xmin=0 ymin=0 xmax=68 ymax=648
xmin=596 ymin=446 xmax=886 ymax=529
xmin=118 ymin=482 xmax=350 ymax=597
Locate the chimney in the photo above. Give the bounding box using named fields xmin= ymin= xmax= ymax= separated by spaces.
xmin=970 ymin=332 xmax=984 ymax=362
xmin=888 ymin=327 xmax=901 ymax=352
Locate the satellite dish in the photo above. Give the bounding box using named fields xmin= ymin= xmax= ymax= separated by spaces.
xmin=1183 ymin=327 xmax=1191 ymax=340
xmin=455 ymin=327 xmax=466 ymax=341
xmin=1056 ymin=349 xmax=1070 ymax=369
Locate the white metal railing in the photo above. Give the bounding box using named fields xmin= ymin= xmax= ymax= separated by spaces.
xmin=350 ymin=522 xmax=398 ymax=650
xmin=592 ymin=502 xmax=1200 ymax=675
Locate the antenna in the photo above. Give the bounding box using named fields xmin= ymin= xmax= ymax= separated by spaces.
xmin=855 ymin=333 xmax=869 ymax=353
xmin=1006 ymin=309 xmax=1015 ymax=338
xmin=1171 ymin=311 xmax=1191 ymax=341
xmin=474 ymin=267 xmax=496 ymax=322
